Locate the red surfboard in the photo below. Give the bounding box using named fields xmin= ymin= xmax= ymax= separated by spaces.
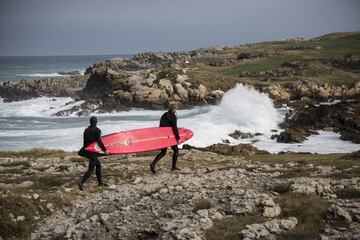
xmin=85 ymin=127 xmax=194 ymax=154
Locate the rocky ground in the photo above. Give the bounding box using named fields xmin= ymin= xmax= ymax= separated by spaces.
xmin=0 ymin=148 xmax=359 ymax=240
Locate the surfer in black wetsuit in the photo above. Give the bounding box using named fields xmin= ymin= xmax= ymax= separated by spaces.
xmin=78 ymin=117 xmax=109 ymax=191
xmin=150 ymin=103 xmax=181 ymax=174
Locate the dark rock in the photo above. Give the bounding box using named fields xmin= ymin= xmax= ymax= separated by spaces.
xmin=0 ymin=76 xmax=88 ymax=102
xmin=279 ymin=100 xmax=360 ymax=144
xmin=276 ymin=128 xmax=308 ymax=143
xmin=58 ymin=70 xmax=81 ymax=76
xmin=229 ymin=130 xmax=254 ymax=139
xmin=183 ymin=143 xmax=269 ymax=156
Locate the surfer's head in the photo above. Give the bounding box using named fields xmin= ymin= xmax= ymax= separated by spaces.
xmin=168 ymin=103 xmax=178 ymax=114
xmin=90 ymin=116 xmax=97 ymax=127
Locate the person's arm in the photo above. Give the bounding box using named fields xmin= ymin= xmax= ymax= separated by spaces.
xmin=96 ymin=129 xmax=107 ymax=152
xmin=170 ymin=115 xmax=180 ymax=140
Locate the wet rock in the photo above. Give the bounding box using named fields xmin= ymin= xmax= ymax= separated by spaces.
xmin=276 ymin=128 xmax=308 ymax=143
xmin=229 ymin=130 xmax=254 ymax=139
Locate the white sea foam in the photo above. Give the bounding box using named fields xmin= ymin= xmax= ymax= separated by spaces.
xmin=0 ymin=97 xmax=84 ymax=118
xmin=0 ymin=84 xmax=359 ymax=153
xmin=16 ymin=73 xmax=67 ymax=78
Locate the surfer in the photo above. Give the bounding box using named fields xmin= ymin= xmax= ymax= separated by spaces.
xmin=78 ymin=116 xmax=109 ymax=191
xmin=150 ymin=103 xmax=181 ymax=174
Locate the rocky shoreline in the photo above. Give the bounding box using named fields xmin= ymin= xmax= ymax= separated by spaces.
xmin=0 ymin=148 xmax=359 ymax=239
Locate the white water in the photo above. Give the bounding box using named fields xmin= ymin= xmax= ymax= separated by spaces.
xmin=16 ymin=73 xmax=69 ymax=78
xmin=0 ymin=84 xmax=359 ymax=153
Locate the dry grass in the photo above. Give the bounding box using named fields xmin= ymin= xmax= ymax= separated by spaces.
xmin=193 ymin=199 xmax=212 ymax=212
xmin=0 ymin=148 xmax=71 ymax=159
xmin=335 ymin=187 xmax=360 ymax=199
xmin=205 ymin=215 xmax=267 ymax=240
xmin=271 ymin=182 xmax=293 ymax=194
xmin=275 ymin=192 xmax=331 ymax=240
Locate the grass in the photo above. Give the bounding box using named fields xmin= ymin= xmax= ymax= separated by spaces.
xmin=222 ymin=54 xmax=304 ymax=76
xmin=275 ymin=192 xmax=331 ymax=240
xmin=205 ymin=215 xmax=267 ymax=240
xmin=325 ymin=166 xmax=360 ymax=179
xmin=193 ymin=199 xmax=212 ymax=212
xmin=335 ymin=187 xmax=360 ymax=199
xmin=0 ymin=194 xmax=50 ymax=239
xmin=277 ymin=168 xmax=313 ymax=179
xmin=0 ymin=148 xmax=70 ymax=159
xmin=33 ymin=176 xmax=68 ymax=190
xmin=249 ymin=153 xmax=356 ymax=168
xmin=271 ymin=182 xmax=293 ymax=194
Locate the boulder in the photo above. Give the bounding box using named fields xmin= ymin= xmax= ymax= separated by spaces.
xmin=276 ymin=128 xmax=308 ymax=143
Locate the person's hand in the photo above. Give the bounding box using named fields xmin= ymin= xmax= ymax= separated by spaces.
xmin=104 ymin=150 xmax=110 ymax=155
xmin=177 ymin=139 xmax=182 ymax=145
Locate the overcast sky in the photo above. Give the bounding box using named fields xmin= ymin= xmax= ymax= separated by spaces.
xmin=0 ymin=0 xmax=359 ymax=56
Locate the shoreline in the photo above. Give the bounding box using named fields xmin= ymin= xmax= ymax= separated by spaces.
xmin=1 ymin=148 xmax=359 ymax=239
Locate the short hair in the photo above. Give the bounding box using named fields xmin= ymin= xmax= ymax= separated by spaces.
xmin=90 ymin=116 xmax=97 ymax=126
xmin=168 ymin=103 xmax=178 ymax=111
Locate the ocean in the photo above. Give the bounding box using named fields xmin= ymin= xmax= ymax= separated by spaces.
xmin=0 ymin=55 xmax=132 ymax=83
xmin=0 ymin=55 xmax=359 ymax=153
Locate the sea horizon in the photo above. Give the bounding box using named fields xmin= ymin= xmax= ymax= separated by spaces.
xmin=0 ymin=54 xmax=133 ymax=83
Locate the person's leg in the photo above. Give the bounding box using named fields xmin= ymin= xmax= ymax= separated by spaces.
xmin=79 ymin=152 xmax=96 ymax=190
xmin=150 ymin=148 xmax=167 ymax=174
xmin=94 ymin=155 xmax=102 ymax=186
xmin=171 ymin=145 xmax=180 ymax=171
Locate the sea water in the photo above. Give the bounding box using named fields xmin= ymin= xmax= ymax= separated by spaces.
xmin=0 ymin=84 xmax=359 ymax=153
xmin=0 ymin=55 xmax=132 ymax=83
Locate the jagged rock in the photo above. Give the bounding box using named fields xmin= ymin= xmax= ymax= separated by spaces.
xmin=229 ymin=130 xmax=254 ymax=139
xmin=263 ymin=85 xmax=291 ymax=103
xmin=276 ymin=128 xmax=308 ymax=143
xmin=280 ymin=100 xmax=360 ymax=144
xmin=183 ymin=143 xmax=269 ymax=156
xmin=278 ymin=217 xmax=298 ymax=230
xmin=0 ymin=76 xmax=88 ymax=102
xmin=240 ymin=217 xmax=298 ymax=239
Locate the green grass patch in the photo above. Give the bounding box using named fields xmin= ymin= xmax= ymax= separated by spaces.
xmin=222 ymin=54 xmax=304 ymax=76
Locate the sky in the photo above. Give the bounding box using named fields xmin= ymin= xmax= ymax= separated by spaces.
xmin=0 ymin=0 xmax=359 ymax=56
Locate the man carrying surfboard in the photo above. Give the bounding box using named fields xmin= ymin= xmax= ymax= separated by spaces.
xmin=150 ymin=103 xmax=182 ymax=174
xmin=78 ymin=116 xmax=109 ymax=191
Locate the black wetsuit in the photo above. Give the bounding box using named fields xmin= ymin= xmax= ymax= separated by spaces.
xmin=151 ymin=111 xmax=180 ymax=168
xmin=79 ymin=126 xmax=107 ymax=185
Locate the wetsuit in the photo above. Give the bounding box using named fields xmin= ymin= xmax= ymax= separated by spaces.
xmin=151 ymin=110 xmax=180 ymax=168
xmin=79 ymin=126 xmax=107 ymax=186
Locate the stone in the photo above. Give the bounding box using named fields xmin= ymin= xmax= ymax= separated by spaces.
xmin=279 ymin=217 xmax=298 ymax=230
xmin=32 ymin=193 xmax=40 ymax=200
xmin=197 ymin=209 xmax=209 ymax=218
xmin=263 ymin=205 xmax=281 ymax=217
xmin=264 ymin=219 xmax=281 ymax=234
xmin=16 ymin=216 xmax=26 ymax=222
xmin=158 ymin=79 xmax=174 ymax=95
